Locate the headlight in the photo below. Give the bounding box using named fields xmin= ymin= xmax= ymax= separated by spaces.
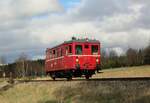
xmin=76 ymin=58 xmax=79 ymax=63
xmin=96 ymin=58 xmax=99 ymax=63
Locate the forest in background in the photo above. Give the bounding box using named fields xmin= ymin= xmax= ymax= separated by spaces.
xmin=101 ymin=44 xmax=150 ymax=69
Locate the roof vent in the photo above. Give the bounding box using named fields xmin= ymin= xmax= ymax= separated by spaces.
xmin=72 ymin=37 xmax=76 ymax=40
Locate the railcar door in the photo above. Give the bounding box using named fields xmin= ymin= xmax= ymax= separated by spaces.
xmin=65 ymin=44 xmax=73 ymax=69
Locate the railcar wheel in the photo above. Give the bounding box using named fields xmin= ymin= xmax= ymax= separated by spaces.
xmin=51 ymin=77 xmax=55 ymax=80
xmin=66 ymin=77 xmax=72 ymax=81
xmin=85 ymin=75 xmax=90 ymax=80
xmin=51 ymin=73 xmax=56 ymax=80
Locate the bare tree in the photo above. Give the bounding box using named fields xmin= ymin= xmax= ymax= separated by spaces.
xmin=109 ymin=50 xmax=117 ymax=59
xmin=144 ymin=45 xmax=150 ymax=64
xmin=126 ymin=48 xmax=138 ymax=66
xmin=15 ymin=53 xmax=29 ymax=77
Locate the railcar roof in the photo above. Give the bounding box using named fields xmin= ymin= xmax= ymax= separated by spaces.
xmin=46 ymin=38 xmax=100 ymax=50
xmin=64 ymin=38 xmax=100 ymax=44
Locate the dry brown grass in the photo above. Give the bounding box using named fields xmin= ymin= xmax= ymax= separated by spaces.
xmin=0 ymin=78 xmax=5 ymax=83
xmin=0 ymin=83 xmax=55 ymax=103
xmin=0 ymin=80 xmax=150 ymax=103
xmin=0 ymin=81 xmax=81 ymax=103
xmin=94 ymin=65 xmax=150 ymax=78
xmin=53 ymin=81 xmax=150 ymax=103
xmin=14 ymin=65 xmax=150 ymax=81
xmin=0 ymin=65 xmax=150 ymax=103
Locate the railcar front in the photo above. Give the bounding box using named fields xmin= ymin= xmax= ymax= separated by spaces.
xmin=70 ymin=41 xmax=101 ymax=79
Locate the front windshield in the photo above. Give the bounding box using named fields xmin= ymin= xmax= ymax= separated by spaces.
xmin=92 ymin=45 xmax=98 ymax=55
xmin=76 ymin=45 xmax=82 ymax=55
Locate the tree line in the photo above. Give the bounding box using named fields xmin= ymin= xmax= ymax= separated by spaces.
xmin=0 ymin=53 xmax=45 ymax=78
xmin=101 ymin=44 xmax=150 ymax=69
xmin=0 ymin=44 xmax=150 ymax=78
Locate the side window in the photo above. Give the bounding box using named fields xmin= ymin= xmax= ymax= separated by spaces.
xmin=66 ymin=47 xmax=68 ymax=55
xmin=92 ymin=45 xmax=98 ymax=55
xmin=66 ymin=45 xmax=72 ymax=55
xmin=57 ymin=49 xmax=59 ymax=57
xmin=50 ymin=51 xmax=52 ymax=59
xmin=60 ymin=48 xmax=63 ymax=56
xmin=76 ymin=45 xmax=82 ymax=55
xmin=53 ymin=50 xmax=55 ymax=57
xmin=68 ymin=45 xmax=72 ymax=54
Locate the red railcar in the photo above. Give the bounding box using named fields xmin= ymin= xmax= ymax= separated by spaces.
xmin=45 ymin=37 xmax=101 ymax=80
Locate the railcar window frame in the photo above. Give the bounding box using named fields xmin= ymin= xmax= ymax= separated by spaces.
xmin=50 ymin=51 xmax=52 ymax=59
xmin=53 ymin=50 xmax=55 ymax=55
xmin=60 ymin=48 xmax=63 ymax=56
xmin=65 ymin=45 xmax=73 ymax=55
xmin=91 ymin=45 xmax=98 ymax=55
xmin=53 ymin=49 xmax=56 ymax=58
xmin=65 ymin=46 xmax=68 ymax=55
xmin=68 ymin=45 xmax=72 ymax=54
xmin=75 ymin=45 xmax=83 ymax=55
xmin=56 ymin=49 xmax=59 ymax=57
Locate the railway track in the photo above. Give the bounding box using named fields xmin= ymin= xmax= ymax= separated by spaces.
xmin=15 ymin=77 xmax=150 ymax=83
xmin=2 ymin=77 xmax=149 ymax=92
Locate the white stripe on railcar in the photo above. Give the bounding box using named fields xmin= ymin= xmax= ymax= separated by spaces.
xmin=68 ymin=55 xmax=100 ymax=57
xmin=46 ymin=55 xmax=100 ymax=62
xmin=46 ymin=56 xmax=64 ymax=62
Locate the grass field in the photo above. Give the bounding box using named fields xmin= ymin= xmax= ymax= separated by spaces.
xmin=0 ymin=78 xmax=5 ymax=83
xmin=31 ymin=65 xmax=150 ymax=80
xmin=94 ymin=65 xmax=150 ymax=78
xmin=6 ymin=65 xmax=150 ymax=82
xmin=0 ymin=80 xmax=150 ymax=103
xmin=0 ymin=65 xmax=150 ymax=103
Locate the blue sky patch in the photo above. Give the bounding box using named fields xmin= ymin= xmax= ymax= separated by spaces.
xmin=59 ymin=0 xmax=81 ymax=10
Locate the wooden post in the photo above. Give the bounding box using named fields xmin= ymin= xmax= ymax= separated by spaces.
xmin=3 ymin=72 xmax=5 ymax=80
xmin=9 ymin=72 xmax=14 ymax=84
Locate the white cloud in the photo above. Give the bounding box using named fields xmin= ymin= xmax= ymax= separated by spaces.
xmin=13 ymin=0 xmax=63 ymax=17
xmin=0 ymin=0 xmax=62 ymax=22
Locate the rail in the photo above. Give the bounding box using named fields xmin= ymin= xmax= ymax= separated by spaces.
xmin=15 ymin=77 xmax=150 ymax=83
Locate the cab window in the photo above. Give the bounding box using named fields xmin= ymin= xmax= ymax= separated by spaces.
xmin=76 ymin=45 xmax=82 ymax=55
xmin=92 ymin=45 xmax=98 ymax=55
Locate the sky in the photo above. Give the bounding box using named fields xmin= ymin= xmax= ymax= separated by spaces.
xmin=0 ymin=0 xmax=150 ymax=63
